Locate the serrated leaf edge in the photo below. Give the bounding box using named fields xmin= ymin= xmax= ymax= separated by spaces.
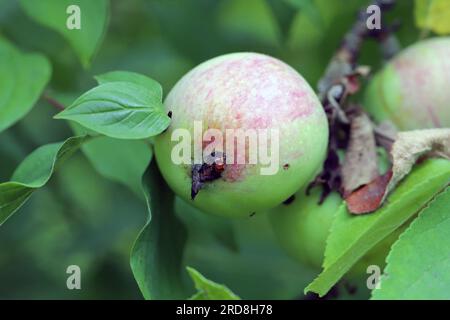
xmin=305 ymin=166 xmax=450 ymax=296
xmin=370 ymin=185 xmax=449 ymax=299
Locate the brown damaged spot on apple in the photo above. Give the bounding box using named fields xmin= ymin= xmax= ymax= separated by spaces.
xmin=191 ymin=151 xmax=226 ymax=199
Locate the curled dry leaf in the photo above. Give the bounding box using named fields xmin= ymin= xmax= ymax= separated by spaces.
xmin=341 ymin=109 xmax=379 ymax=197
xmin=374 ymin=120 xmax=398 ymax=152
xmin=387 ymin=129 xmax=450 ymax=194
xmin=346 ymin=128 xmax=450 ymax=214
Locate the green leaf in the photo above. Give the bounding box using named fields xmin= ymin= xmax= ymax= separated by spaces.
xmin=130 ymin=161 xmax=188 ymax=299
xmin=71 ymin=123 xmax=153 ymax=196
xmin=187 ymin=266 xmax=240 ymax=300
xmin=0 ymin=136 xmax=87 ymax=226
xmin=218 ymin=0 xmax=281 ymax=47
xmin=54 ymin=81 xmax=170 ymax=139
xmin=305 ymin=159 xmax=450 ymax=297
xmin=175 ymin=197 xmax=238 ymax=252
xmin=80 ymin=137 xmax=152 ymax=195
xmin=372 ymin=187 xmax=450 ymax=299
xmin=414 ymin=0 xmax=450 ymax=35
xmin=285 ymin=0 xmax=323 ymax=27
xmin=0 ymin=37 xmax=51 ymax=133
xmin=19 ymin=0 xmax=109 ymax=67
xmin=95 ymin=71 xmax=163 ymax=99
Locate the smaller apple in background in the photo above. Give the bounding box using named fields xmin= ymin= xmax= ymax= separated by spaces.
xmin=155 ymin=52 xmax=329 ymax=218
xmin=269 ymin=187 xmax=406 ymax=277
xmin=269 ymin=149 xmax=403 ymax=277
xmin=269 ymin=187 xmax=341 ymax=269
xmin=364 ymin=37 xmax=450 ymax=130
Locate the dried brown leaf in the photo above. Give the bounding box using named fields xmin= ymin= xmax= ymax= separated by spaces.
xmin=346 ymin=128 xmax=450 ymax=214
xmin=374 ymin=120 xmax=398 ymax=152
xmin=342 ymin=110 xmax=379 ymax=197
xmin=385 ymin=128 xmax=450 ymax=196
xmin=346 ymin=170 xmax=393 ymax=214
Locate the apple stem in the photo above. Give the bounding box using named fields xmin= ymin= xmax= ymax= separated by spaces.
xmin=42 ymin=92 xmax=66 ymax=111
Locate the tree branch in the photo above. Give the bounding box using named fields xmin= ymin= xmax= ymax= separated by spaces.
xmin=42 ymin=92 xmax=65 ymax=111
xmin=307 ymin=0 xmax=399 ymax=203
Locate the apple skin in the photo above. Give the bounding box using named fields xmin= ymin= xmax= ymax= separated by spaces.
xmin=364 ymin=37 xmax=450 ymax=130
xmin=269 ymin=188 xmax=341 ymax=268
xmin=267 ymin=148 xmax=390 ymax=270
xmin=154 ymin=53 xmax=329 ymax=218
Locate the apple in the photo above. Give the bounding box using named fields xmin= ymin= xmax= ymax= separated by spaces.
xmin=364 ymin=37 xmax=450 ymax=130
xmin=269 ymin=187 xmax=405 ymax=277
xmin=154 ymin=52 xmax=329 ymax=217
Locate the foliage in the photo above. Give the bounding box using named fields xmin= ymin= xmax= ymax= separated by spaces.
xmin=305 ymin=159 xmax=450 ymax=297
xmin=55 ymin=72 xmax=170 ymax=139
xmin=0 ymin=38 xmax=51 ymax=133
xmin=187 ymin=267 xmax=240 ymax=300
xmin=130 ymin=161 xmax=188 ymax=299
xmin=19 ymin=0 xmax=109 ymax=67
xmin=0 ymin=136 xmax=87 ymax=226
xmin=0 ymin=0 xmax=448 ymax=300
xmin=372 ymin=187 xmax=450 ymax=299
xmin=415 ymin=0 xmax=450 ymax=35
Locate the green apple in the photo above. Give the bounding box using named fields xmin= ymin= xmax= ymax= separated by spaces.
xmin=269 ymin=187 xmax=405 ymax=277
xmin=365 ymin=37 xmax=450 ymax=130
xmin=155 ymin=53 xmax=329 ymax=217
xmin=270 ymin=187 xmax=341 ymax=268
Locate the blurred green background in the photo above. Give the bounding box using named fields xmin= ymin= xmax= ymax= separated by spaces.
xmin=0 ymin=0 xmax=418 ymax=299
